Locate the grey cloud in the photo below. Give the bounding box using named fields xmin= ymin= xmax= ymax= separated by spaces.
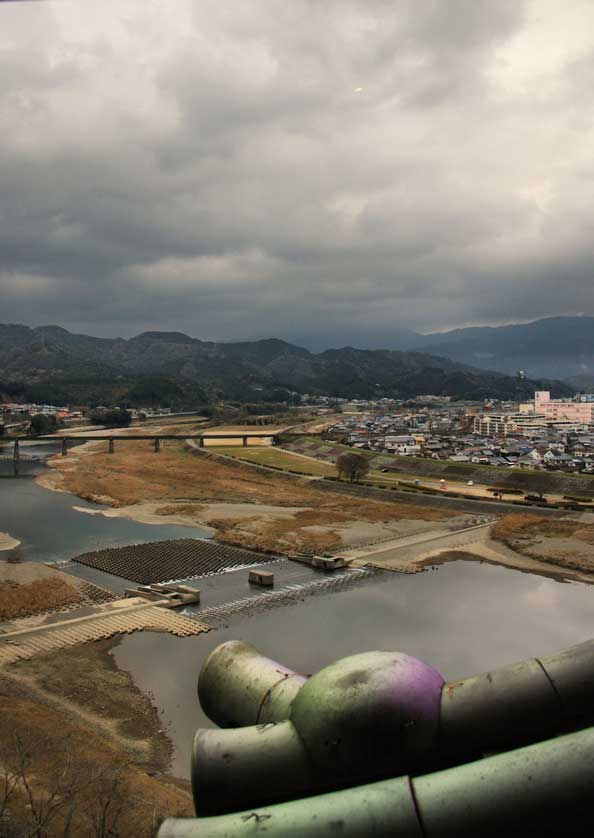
xmin=0 ymin=0 xmax=593 ymax=347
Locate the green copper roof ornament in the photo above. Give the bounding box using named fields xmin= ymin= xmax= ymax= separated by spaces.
xmin=158 ymin=638 xmax=594 ymax=837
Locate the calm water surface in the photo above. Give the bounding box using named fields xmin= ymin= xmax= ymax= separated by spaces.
xmin=114 ymin=559 xmax=594 ymax=778
xmin=3 ymin=442 xmax=594 ymax=781
xmin=0 ymin=441 xmax=209 ymax=562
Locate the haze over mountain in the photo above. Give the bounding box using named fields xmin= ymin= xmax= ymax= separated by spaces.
xmin=0 ymin=324 xmax=571 ymax=407
xmin=255 ymin=316 xmax=594 ymax=383
xmin=406 ymin=316 xmax=594 ymax=382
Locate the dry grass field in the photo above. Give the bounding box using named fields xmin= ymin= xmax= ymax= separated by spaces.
xmin=492 ymin=513 xmax=594 ymax=574
xmin=0 ymin=639 xmax=192 ymax=837
xmin=200 ymin=425 xmax=289 ymax=447
xmin=47 ymin=440 xmax=450 ymax=553
xmin=0 ymin=577 xmax=81 ymax=621
xmin=210 ymin=445 xmax=337 ymax=476
xmin=0 ymin=563 xmax=86 ymax=621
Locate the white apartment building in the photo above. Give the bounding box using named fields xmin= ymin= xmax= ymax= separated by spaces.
xmin=384 ymin=435 xmax=421 ymax=454
xmin=473 ymin=412 xmax=546 ymax=437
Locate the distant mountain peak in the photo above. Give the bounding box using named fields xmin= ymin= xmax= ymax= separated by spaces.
xmin=414 ymin=315 xmax=594 ymax=380
xmin=131 ymin=331 xmax=198 ymax=344
xmin=35 ymin=325 xmax=70 ymax=335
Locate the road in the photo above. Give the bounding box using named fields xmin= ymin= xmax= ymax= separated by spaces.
xmin=347 ymin=522 xmax=594 ymax=585
xmin=345 ymin=522 xmax=494 ymax=567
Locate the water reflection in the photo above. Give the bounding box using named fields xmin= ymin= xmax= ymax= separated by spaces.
xmin=114 ymin=559 xmax=594 ymax=778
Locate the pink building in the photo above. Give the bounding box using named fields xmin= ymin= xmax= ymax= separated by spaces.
xmin=533 ymin=391 xmax=594 ymax=423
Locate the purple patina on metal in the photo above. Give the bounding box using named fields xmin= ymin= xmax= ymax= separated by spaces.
xmin=290 ymin=651 xmax=445 ymax=787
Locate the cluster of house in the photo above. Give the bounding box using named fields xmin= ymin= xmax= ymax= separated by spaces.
xmin=327 ymin=391 xmax=594 ymax=473
xmin=300 ymin=394 xmax=453 ymax=410
xmin=0 ymin=403 xmax=84 ymax=433
xmin=128 ymin=407 xmax=173 ymax=419
xmin=327 ymin=408 xmax=467 ymax=455
xmin=430 ymin=435 xmax=594 ymax=473
xmin=0 ymin=402 xmax=175 ymax=434
xmin=1 ymin=402 xmax=81 ymax=420
xmin=335 ymin=425 xmax=594 ymax=473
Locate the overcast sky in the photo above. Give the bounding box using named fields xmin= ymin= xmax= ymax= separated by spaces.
xmin=1 ymin=0 xmax=594 ymax=348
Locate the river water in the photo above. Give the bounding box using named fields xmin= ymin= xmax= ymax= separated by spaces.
xmin=0 ymin=440 xmax=209 ymax=563
xmin=115 ymin=557 xmax=594 ymax=778
xmin=2 ymin=441 xmax=594 ymax=780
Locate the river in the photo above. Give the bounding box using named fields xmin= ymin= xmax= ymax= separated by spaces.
xmin=0 ymin=440 xmax=209 ymax=563
xmin=2 ymin=440 xmax=594 ymax=781
xmin=115 ymin=557 xmax=594 ymax=778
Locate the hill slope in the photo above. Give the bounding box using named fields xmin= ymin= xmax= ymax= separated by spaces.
xmin=414 ymin=316 xmax=594 ymax=380
xmin=0 ymin=324 xmax=572 ymax=406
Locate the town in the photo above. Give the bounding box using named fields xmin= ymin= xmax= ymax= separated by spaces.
xmin=5 ymin=388 xmax=594 ymax=476
xmin=326 ymin=390 xmax=594 ymax=474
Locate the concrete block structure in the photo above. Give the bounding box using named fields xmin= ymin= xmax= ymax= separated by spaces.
xmin=248 ymin=570 xmax=274 ymax=587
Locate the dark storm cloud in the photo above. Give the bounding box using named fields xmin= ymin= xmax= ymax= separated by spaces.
xmin=1 ymin=0 xmax=593 ymax=345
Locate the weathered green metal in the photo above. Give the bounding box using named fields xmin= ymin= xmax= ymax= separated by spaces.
xmin=200 ymin=638 xmax=594 ymax=757
xmin=159 ymin=725 xmax=594 ymax=837
xmin=175 ymin=638 xmax=594 ymax=829
xmin=159 ymin=775 xmax=422 ymax=838
xmin=193 ymin=651 xmax=443 ymax=815
xmin=289 ymin=651 xmax=444 ymax=788
xmin=198 ymin=641 xmax=307 ymax=727
xmin=192 ymin=721 xmax=312 ymax=815
xmin=414 ymin=723 xmax=594 ymax=836
xmin=440 ymin=638 xmax=594 ymax=756
xmin=439 ymin=657 xmax=561 ymax=755
xmin=538 ymin=638 xmax=594 ymax=724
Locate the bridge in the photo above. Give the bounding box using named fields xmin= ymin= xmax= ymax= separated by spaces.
xmin=0 ymin=440 xmax=43 ymax=475
xmin=3 ymin=429 xmax=318 ymax=472
xmin=8 ymin=432 xmax=287 ymax=458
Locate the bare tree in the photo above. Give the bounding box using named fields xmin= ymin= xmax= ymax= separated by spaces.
xmin=0 ymin=732 xmax=134 ymax=838
xmin=0 ymin=739 xmax=21 ymax=838
xmin=13 ymin=733 xmax=90 ymax=838
xmin=336 ymin=452 xmax=370 ymax=483
xmin=83 ymin=765 xmax=130 ymax=838
xmin=0 ymin=721 xmax=182 ymax=838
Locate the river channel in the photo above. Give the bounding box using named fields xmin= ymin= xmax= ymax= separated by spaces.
xmin=2 ymin=441 xmax=594 ymax=780
xmin=115 ymin=557 xmax=594 ymax=778
xmin=0 ymin=440 xmax=208 ymax=563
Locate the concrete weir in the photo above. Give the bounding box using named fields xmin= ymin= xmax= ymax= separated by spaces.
xmin=71 ymin=538 xmax=276 ymax=584
xmin=0 ymin=600 xmax=210 ymax=665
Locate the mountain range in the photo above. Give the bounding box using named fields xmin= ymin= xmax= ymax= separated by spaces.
xmin=0 ymin=323 xmax=572 ymax=407
xmin=410 ymin=316 xmax=594 ymax=382
xmin=287 ymin=316 xmax=594 ymax=382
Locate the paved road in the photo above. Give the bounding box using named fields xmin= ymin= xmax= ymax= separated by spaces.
xmin=347 ymin=523 xmax=494 ymax=568
xmin=349 ymin=523 xmax=594 ymax=586
xmin=315 ymin=479 xmax=567 ymax=517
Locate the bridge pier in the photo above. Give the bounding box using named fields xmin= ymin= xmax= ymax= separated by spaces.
xmin=62 ymin=438 xmax=68 ymax=456
xmin=199 ymin=437 xmax=205 ymax=448
xmin=242 ymin=436 xmax=248 ymax=447
xmin=108 ymin=439 xmax=115 ymax=454
xmin=13 ymin=440 xmax=19 ymax=476
xmin=154 ymin=437 xmax=161 ymax=453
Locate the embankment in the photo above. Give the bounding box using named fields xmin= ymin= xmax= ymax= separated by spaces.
xmin=281 ymin=437 xmax=594 ymax=497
